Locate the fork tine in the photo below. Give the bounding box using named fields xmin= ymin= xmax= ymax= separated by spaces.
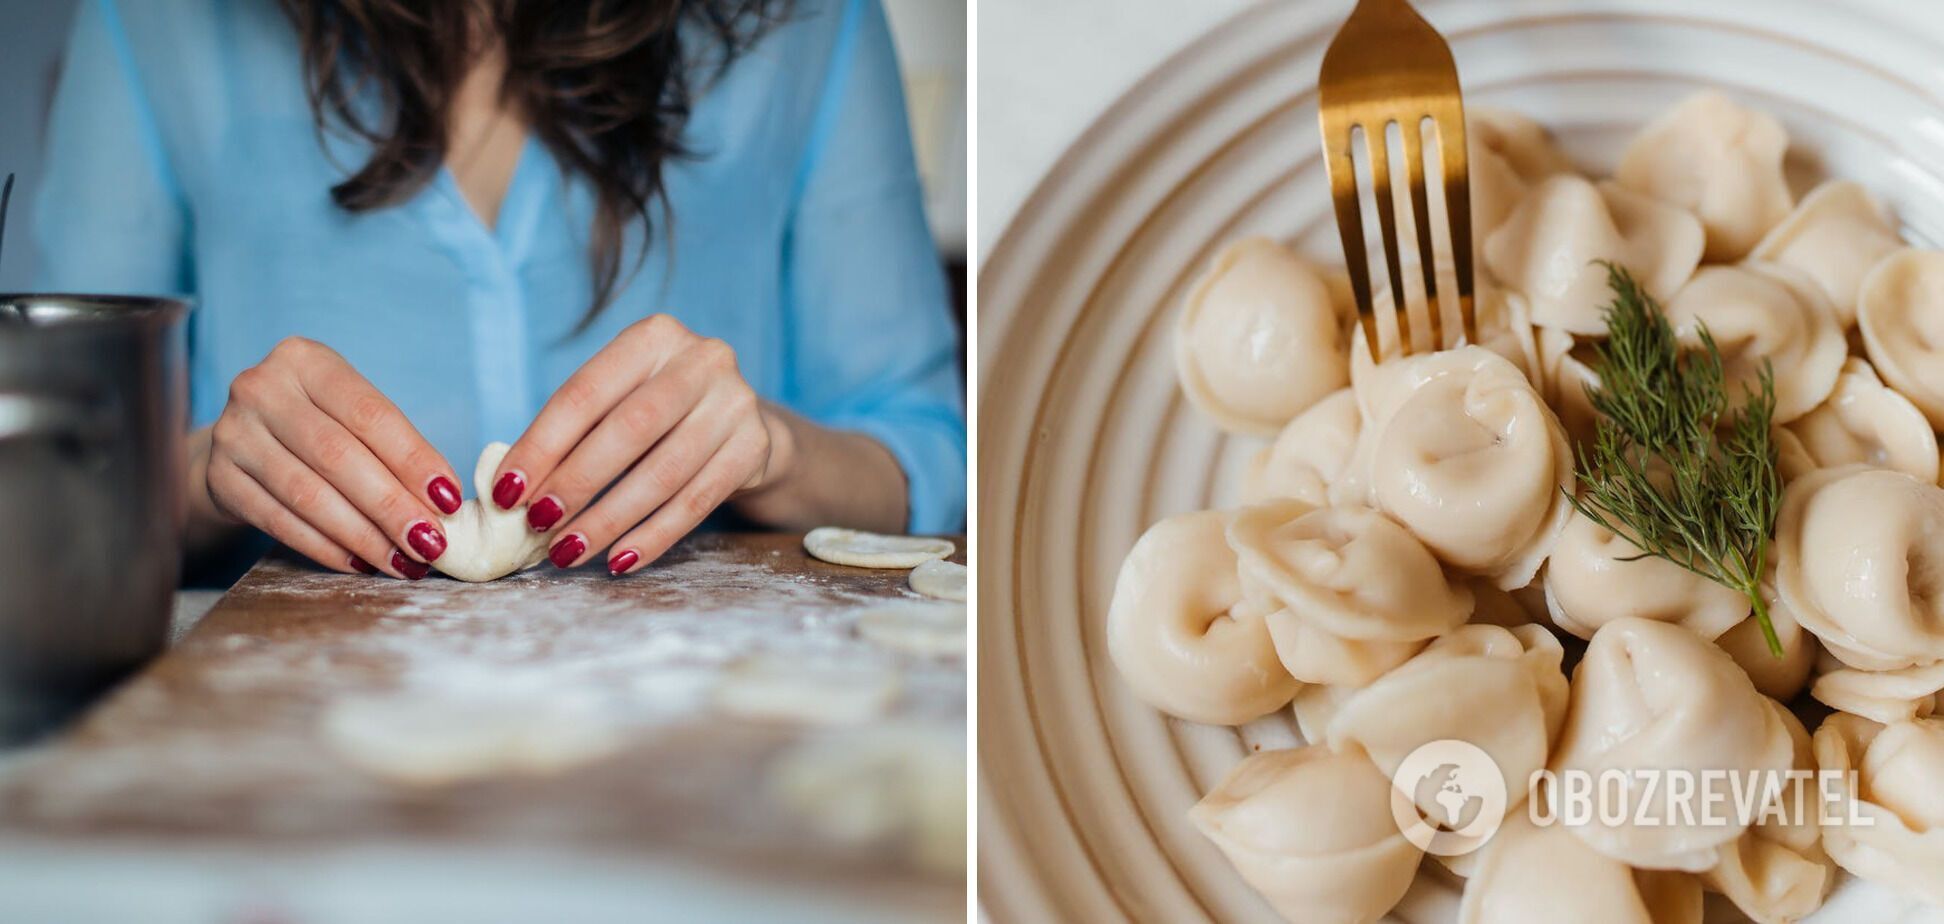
xmin=1324 ymin=128 xmax=1382 ymax=363
xmin=1434 ymin=113 xmax=1477 ymax=344
xmin=1363 ymin=121 xmax=1413 ymax=355
xmin=1401 ymin=117 xmax=1443 ymax=350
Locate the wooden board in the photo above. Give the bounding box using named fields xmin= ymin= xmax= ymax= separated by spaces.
xmin=0 ymin=532 xmax=965 ymax=918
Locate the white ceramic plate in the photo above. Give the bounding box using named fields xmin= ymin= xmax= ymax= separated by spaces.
xmin=976 ymin=1 xmax=1944 ymax=921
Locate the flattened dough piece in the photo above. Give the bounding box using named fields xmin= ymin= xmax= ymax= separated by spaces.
xmin=712 ymin=653 xmax=901 ymax=724
xmin=435 ymin=442 xmax=550 ymax=582
xmin=856 ymin=600 xmax=966 ymax=657
xmin=907 ymin=558 xmax=967 ymax=601
xmin=321 ymin=694 xmax=620 ymax=785
xmin=768 ymin=723 xmax=966 ymax=875
xmin=804 ymin=527 xmax=954 ymax=568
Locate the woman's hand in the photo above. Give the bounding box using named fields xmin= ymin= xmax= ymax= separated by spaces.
xmin=491 ymin=315 xmax=796 ymax=575
xmin=193 ymin=337 xmax=465 ymax=579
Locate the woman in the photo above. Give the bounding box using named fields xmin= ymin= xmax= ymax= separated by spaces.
xmin=34 ymin=0 xmax=965 ymax=581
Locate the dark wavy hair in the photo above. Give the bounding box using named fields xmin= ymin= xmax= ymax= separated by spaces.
xmin=280 ymin=0 xmax=791 ymax=324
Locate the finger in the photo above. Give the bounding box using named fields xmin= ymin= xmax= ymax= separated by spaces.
xmin=276 ymin=337 xmax=465 ymax=516
xmin=601 ymin=428 xmax=767 ymax=575
xmin=494 ymin=315 xmax=695 ymax=510
xmin=227 ymin=422 xmax=418 ymax=576
xmin=524 ymin=356 xmax=722 ymax=533
xmin=208 ymin=453 xmax=379 ymax=577
xmin=259 ymin=404 xmax=449 ymax=564
xmin=545 ymin=397 xmax=739 ymax=563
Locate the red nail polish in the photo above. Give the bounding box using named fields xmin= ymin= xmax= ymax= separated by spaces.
xmin=493 ymin=470 xmax=526 ymax=510
xmin=407 ymin=521 xmax=446 ymax=561
xmin=391 ymin=551 xmax=430 ymax=580
xmin=608 ymin=549 xmax=639 ymax=575
xmin=350 ymin=556 xmax=378 ymax=575
xmin=527 ymin=496 xmax=564 ymax=532
xmin=427 ymin=476 xmax=462 ymax=515
xmin=550 ymin=533 xmax=586 ymax=569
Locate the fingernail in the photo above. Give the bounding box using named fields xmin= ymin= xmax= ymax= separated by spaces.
xmin=608 ymin=549 xmax=639 ymax=576
xmin=427 ymin=476 xmax=462 ymax=515
xmin=549 ymin=533 xmax=586 ymax=569
xmin=527 ymin=495 xmax=563 ymax=532
xmin=407 ymin=520 xmax=446 ymax=561
xmin=492 ymin=470 xmax=526 ymax=509
xmin=349 ymin=556 xmax=378 ymax=575
xmin=391 ymin=551 xmax=430 ymax=580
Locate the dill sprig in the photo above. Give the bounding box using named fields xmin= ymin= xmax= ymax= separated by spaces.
xmin=1567 ymin=263 xmax=1783 ymax=657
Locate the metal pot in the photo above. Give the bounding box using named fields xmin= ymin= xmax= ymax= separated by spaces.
xmin=0 ymin=294 xmax=190 ymax=744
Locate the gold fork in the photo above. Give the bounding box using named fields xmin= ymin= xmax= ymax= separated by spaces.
xmin=1319 ymin=0 xmax=1474 ymax=361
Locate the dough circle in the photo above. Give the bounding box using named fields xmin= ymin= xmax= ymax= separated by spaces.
xmin=856 ymin=600 xmax=967 ymax=657
xmin=321 ymin=694 xmax=620 ymax=785
xmin=803 ymin=527 xmax=954 ymax=568
xmin=711 ymin=654 xmax=902 ymax=724
xmin=907 ymin=558 xmax=967 ymax=601
xmin=434 ymin=442 xmax=550 ymax=582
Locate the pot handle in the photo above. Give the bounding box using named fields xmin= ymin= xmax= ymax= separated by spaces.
xmin=0 ymin=393 xmax=109 ymax=444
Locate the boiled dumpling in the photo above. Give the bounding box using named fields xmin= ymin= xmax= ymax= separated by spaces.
xmin=1812 ymin=660 xmax=1944 ymax=725
xmin=1176 ymin=237 xmax=1348 ymax=434
xmin=1227 ymin=500 xmax=1471 ymax=686
xmin=1615 ymin=91 xmax=1792 ymax=261
xmin=1662 ymin=263 xmax=1845 ymax=424
xmin=1189 ymin=746 xmax=1424 ymax=924
xmin=1106 ymin=510 xmax=1299 ymax=725
xmin=1348 ymin=279 xmax=1543 ymax=388
xmin=1534 ymin=326 xmax=1601 ymax=448
xmin=1858 ymin=249 xmax=1944 ymax=428
xmin=1483 ymin=175 xmax=1704 ymax=335
xmin=1703 ymin=704 xmax=1835 ymax=924
xmin=1542 ymin=504 xmax=1750 ymax=642
xmin=1714 ymin=580 xmax=1818 ymax=703
xmin=1752 ymin=180 xmax=1906 ymax=326
xmin=1470 ymin=106 xmax=1578 ymax=244
xmin=1238 ymin=388 xmax=1360 ymax=506
xmin=1457 ymin=811 xmax=1704 ymax=924
xmin=1549 ymin=618 xmax=1796 ymax=871
xmin=1785 ymin=357 xmax=1938 ymax=482
xmin=1813 ymin=714 xmax=1944 ymax=906
xmin=1774 ymin=466 xmax=1944 ymax=670
xmin=1340 ymin=346 xmax=1573 ymax=589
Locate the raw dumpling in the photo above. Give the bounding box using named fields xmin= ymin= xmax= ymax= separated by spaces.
xmin=1238 ymin=388 xmax=1360 ymax=506
xmin=1469 ymin=106 xmax=1577 ymax=241
xmin=1714 ymin=582 xmax=1818 ymax=702
xmin=1813 ymin=714 xmax=1944 ymax=906
xmin=1483 ymin=175 xmax=1704 ymax=335
xmin=1340 ymin=346 xmax=1574 ymax=589
xmin=1858 ymin=249 xmax=1944 ymax=428
xmin=1542 ymin=505 xmax=1750 ymax=642
xmin=1774 ymin=466 xmax=1944 ymax=670
xmin=1227 ymin=500 xmax=1472 ymax=686
xmin=1786 ymin=358 xmax=1939 ymax=482
xmin=1702 ymin=704 xmax=1835 ymax=924
xmin=1106 ymin=510 xmax=1299 ymax=724
xmin=1457 ymin=811 xmax=1703 ymax=924
xmin=1752 ymin=180 xmax=1906 ymax=326
xmin=1615 ymin=91 xmax=1793 ymax=261
xmin=1189 ymin=747 xmax=1424 ymax=924
xmin=1176 ymin=237 xmax=1348 ymax=434
xmin=1812 ymin=660 xmax=1944 ymax=725
xmin=1325 ymin=624 xmax=1569 ymax=821
xmin=1550 ymin=617 xmax=1796 ymax=871
xmin=1662 ymin=263 xmax=1845 ymax=424
xmin=434 ymin=441 xmax=550 ymax=582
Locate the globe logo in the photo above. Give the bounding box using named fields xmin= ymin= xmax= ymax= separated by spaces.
xmin=1388 ymin=739 xmax=1508 ymax=856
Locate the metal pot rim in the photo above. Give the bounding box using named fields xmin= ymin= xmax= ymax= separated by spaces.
xmin=0 ymin=293 xmax=193 ymax=328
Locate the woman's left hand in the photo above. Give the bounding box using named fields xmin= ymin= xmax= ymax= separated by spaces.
xmin=491 ymin=314 xmax=797 ymax=575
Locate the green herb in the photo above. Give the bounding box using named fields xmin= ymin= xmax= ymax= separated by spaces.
xmin=1567 ymin=262 xmax=1783 ymax=657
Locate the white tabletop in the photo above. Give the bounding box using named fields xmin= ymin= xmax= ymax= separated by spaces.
xmin=976 ymin=0 xmax=1254 ymax=259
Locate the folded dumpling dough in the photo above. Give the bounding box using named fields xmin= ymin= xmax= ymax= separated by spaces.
xmin=1859 ymin=249 xmax=1944 ymax=428
xmin=1704 ymin=703 xmax=1835 ymax=924
xmin=1227 ymin=500 xmax=1472 ymax=686
xmin=1785 ymin=358 xmax=1938 ymax=482
xmin=1812 ymin=660 xmax=1944 ymax=725
xmin=1457 ymin=811 xmax=1703 ymax=924
xmin=1483 ymin=175 xmax=1703 ymax=335
xmin=1468 ymin=106 xmax=1577 ymax=243
xmin=1105 ymin=510 xmax=1299 ymax=725
xmin=1775 ymin=466 xmax=1944 ymax=670
xmin=1550 ymin=617 xmax=1796 ymax=871
xmin=1542 ymin=504 xmax=1749 ymax=642
xmin=1238 ymin=388 xmax=1360 ymax=506
xmin=1662 ymin=263 xmax=1846 ymax=424
xmin=1175 ymin=237 xmax=1348 ymax=435
xmin=1813 ymin=714 xmax=1944 ymax=906
xmin=1340 ymin=346 xmax=1573 ymax=589
xmin=1752 ymin=180 xmax=1906 ymax=327
xmin=1714 ymin=580 xmax=1818 ymax=703
xmin=1189 ymin=746 xmax=1424 ymax=924
xmin=1615 ymin=90 xmax=1793 ymax=261
xmin=435 ymin=441 xmax=550 ymax=582
xmin=1347 ymin=279 xmax=1543 ymax=391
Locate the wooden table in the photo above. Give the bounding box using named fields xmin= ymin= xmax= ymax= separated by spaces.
xmin=0 ymin=532 xmax=966 ymax=922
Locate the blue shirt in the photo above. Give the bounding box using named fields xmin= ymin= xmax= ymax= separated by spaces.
xmin=34 ymin=0 xmax=966 ymax=534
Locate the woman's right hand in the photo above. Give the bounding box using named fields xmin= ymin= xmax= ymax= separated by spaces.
xmin=193 ymin=337 xmax=463 ymax=579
